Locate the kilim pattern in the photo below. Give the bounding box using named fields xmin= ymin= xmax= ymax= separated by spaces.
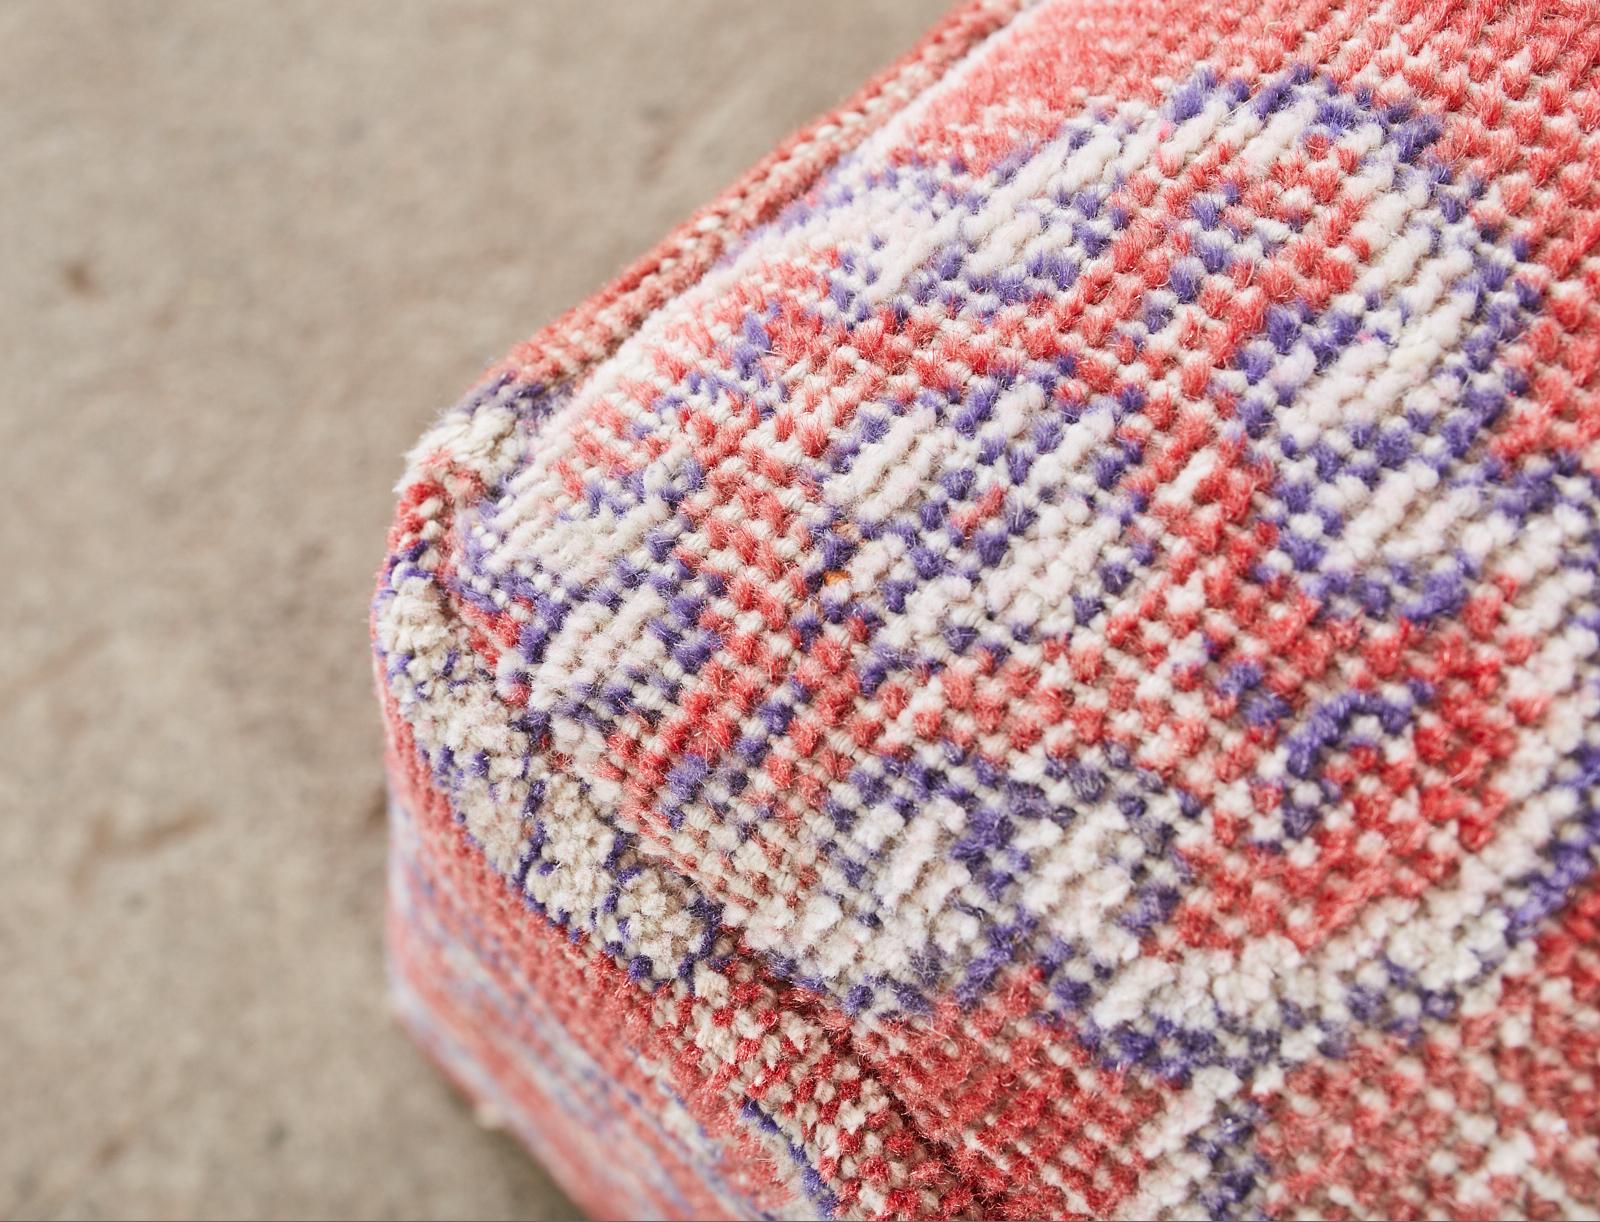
xmin=373 ymin=1 xmax=1600 ymax=1216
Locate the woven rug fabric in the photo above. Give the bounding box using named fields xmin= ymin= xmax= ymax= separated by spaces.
xmin=375 ymin=1 xmax=1600 ymax=1216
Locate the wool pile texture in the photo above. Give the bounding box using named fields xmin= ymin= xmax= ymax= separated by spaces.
xmin=373 ymin=0 xmax=1600 ymax=1216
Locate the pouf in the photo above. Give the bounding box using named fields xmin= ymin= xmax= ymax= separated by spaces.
xmin=373 ymin=1 xmax=1600 ymax=1217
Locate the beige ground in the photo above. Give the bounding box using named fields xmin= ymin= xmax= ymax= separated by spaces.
xmin=0 ymin=4 xmax=949 ymax=1217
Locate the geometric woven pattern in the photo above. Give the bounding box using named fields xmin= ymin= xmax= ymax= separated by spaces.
xmin=375 ymin=1 xmax=1600 ymax=1215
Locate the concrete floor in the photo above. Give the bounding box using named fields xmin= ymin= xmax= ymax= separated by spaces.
xmin=0 ymin=4 xmax=948 ymax=1217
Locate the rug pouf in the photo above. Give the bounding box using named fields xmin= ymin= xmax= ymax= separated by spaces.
xmin=373 ymin=1 xmax=1600 ymax=1216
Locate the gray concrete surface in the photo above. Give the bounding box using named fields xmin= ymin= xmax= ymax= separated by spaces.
xmin=0 ymin=3 xmax=949 ymax=1217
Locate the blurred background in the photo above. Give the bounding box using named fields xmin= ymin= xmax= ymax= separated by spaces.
xmin=0 ymin=3 xmax=948 ymax=1217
